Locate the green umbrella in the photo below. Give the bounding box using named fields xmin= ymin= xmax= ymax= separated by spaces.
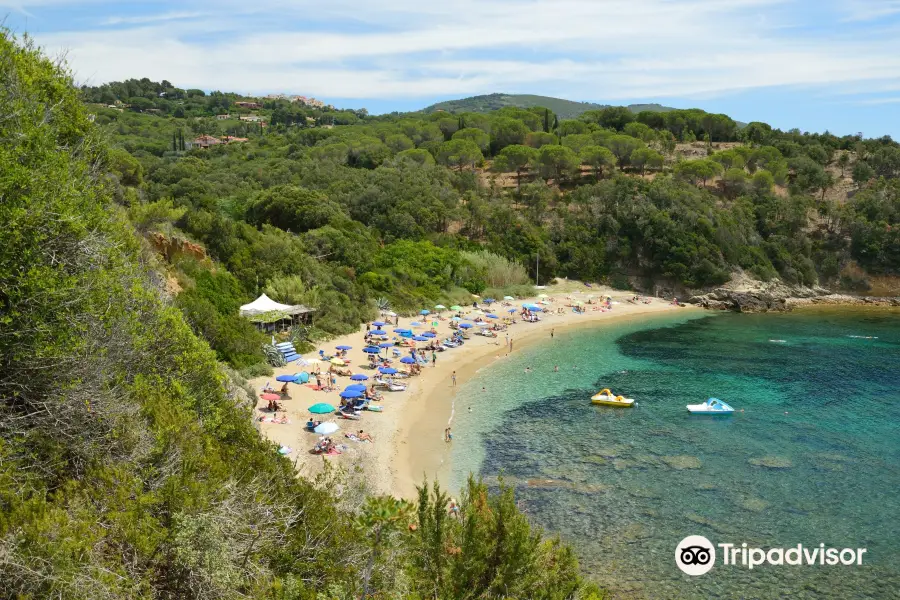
xmin=308 ymin=403 xmax=335 ymax=414
xmin=450 ymin=305 xmax=462 ymax=311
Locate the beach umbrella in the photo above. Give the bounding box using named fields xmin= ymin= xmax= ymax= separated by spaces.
xmin=345 ymin=384 xmax=367 ymax=392
xmin=434 ymin=304 xmax=446 ymax=310
xmin=378 ymin=342 xmax=393 ymax=348
xmin=330 ymin=358 xmax=346 ymax=366
xmin=339 ymin=390 xmax=363 ymax=399
xmin=362 ymin=346 xmax=380 ymax=354
xmin=314 ymin=422 xmax=339 ymax=434
xmin=486 ymin=313 xmax=499 ymax=319
xmin=422 ymin=332 xmax=436 ymax=338
xmin=459 ymin=323 xmax=473 ymax=329
xmin=539 ymin=300 xmax=550 ymax=305
xmin=400 ymin=356 xmax=416 ymax=364
xmin=372 ymin=321 xmax=388 ymax=327
xmin=393 ymin=328 xmax=411 ymax=334
xmin=538 ymin=293 xmax=548 ymax=298
xmin=370 ymin=329 xmax=387 ymax=336
xmin=350 ymin=373 xmax=369 ymax=381
xmin=450 ymin=305 xmax=462 ymax=311
xmin=503 ymin=295 xmax=514 ymax=300
xmin=335 ymin=344 xmax=352 ymax=351
xmin=309 ymin=402 xmax=336 ymax=414
xmin=420 ymin=309 xmax=430 ymax=316
xmin=484 ymin=298 xmax=495 ymax=304
xmin=261 ymin=393 xmax=280 ymax=401
xmin=379 ymin=367 xmax=398 ymax=375
xmin=384 ymin=311 xmax=397 ymax=317
xmin=413 ymin=335 xmax=429 ymax=342
xmin=276 ymin=375 xmax=298 ymax=382
xmin=410 ymin=321 xmax=423 ymax=327
xmin=507 ymin=308 xmax=517 ymax=313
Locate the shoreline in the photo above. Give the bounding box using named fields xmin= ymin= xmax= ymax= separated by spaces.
xmin=393 ymin=302 xmax=694 ymax=498
xmin=248 ymin=285 xmax=694 ymax=499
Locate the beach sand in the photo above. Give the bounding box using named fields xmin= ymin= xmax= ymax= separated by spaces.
xmin=248 ymin=285 xmax=693 ymax=499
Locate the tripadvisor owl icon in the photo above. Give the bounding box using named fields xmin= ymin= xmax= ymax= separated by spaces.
xmin=676 ymin=535 xmax=716 ymax=576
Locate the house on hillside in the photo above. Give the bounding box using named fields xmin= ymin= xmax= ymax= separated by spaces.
xmin=192 ymin=135 xmax=223 ymax=149
xmin=221 ymin=136 xmax=249 ymax=143
xmin=235 ymin=101 xmax=261 ymax=109
xmin=239 ymin=114 xmax=265 ymax=122
xmin=215 ymin=114 xmax=231 ymax=120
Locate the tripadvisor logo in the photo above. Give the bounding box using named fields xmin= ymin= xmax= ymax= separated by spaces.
xmin=675 ymin=536 xmax=867 ymax=576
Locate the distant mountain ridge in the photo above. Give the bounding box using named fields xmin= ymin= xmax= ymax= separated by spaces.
xmin=422 ymin=93 xmax=676 ymax=120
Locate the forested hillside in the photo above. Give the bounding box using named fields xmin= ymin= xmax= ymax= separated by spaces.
xmin=422 ymin=93 xmax=676 ymax=119
xmin=78 ymin=71 xmax=900 ymax=379
xmin=0 ymin=31 xmax=597 ymax=599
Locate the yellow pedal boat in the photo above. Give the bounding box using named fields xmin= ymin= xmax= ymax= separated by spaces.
xmin=591 ymin=388 xmax=635 ymax=407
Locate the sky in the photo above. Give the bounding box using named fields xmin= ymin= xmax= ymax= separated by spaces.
xmin=3 ymin=0 xmax=900 ymax=137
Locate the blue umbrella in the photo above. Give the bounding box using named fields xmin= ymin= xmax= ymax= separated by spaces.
xmin=372 ymin=321 xmax=388 ymax=327
xmin=420 ymin=309 xmax=430 ymax=316
xmin=379 ymin=367 xmax=398 ymax=375
xmin=507 ymin=308 xmax=517 ymax=313
xmin=410 ymin=321 xmax=423 ymax=327
xmin=378 ymin=342 xmax=393 ymax=348
xmin=350 ymin=373 xmax=369 ymax=381
xmin=309 ymin=402 xmax=336 ymax=414
xmin=276 ymin=375 xmax=298 ymax=382
xmin=370 ymin=329 xmax=387 ymax=336
xmin=422 ymin=332 xmax=436 ymax=338
xmin=530 ymin=306 xmax=543 ymax=312
xmin=486 ymin=314 xmax=499 ymax=319
xmin=363 ymin=347 xmax=381 ymax=354
xmin=393 ymin=328 xmax=411 ymax=334
xmin=484 ymin=298 xmax=496 ymax=304
xmin=451 ymin=316 xmax=462 ymax=321
xmin=345 ymin=384 xmax=367 ymax=392
xmin=339 ymin=390 xmax=363 ymax=399
xmin=413 ymin=335 xmax=429 ymax=341
xmin=459 ymin=323 xmax=473 ymax=329
xmin=336 ymin=345 xmax=352 ymax=350
xmin=400 ymin=356 xmax=416 ymax=364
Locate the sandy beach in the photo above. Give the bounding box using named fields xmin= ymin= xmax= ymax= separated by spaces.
xmin=248 ymin=283 xmax=693 ymax=498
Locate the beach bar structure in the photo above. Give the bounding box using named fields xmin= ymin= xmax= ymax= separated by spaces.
xmin=239 ymin=294 xmax=314 ymax=332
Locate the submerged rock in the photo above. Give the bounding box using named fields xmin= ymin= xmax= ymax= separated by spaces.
xmin=735 ymin=495 xmax=770 ymax=512
xmin=662 ymin=455 xmax=702 ymax=470
xmin=748 ymin=456 xmax=794 ymax=469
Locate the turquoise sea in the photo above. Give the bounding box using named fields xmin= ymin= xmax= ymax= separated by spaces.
xmin=448 ymin=309 xmax=900 ymax=599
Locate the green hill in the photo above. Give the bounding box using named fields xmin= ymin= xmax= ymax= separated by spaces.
xmin=422 ymin=93 xmax=675 ymax=119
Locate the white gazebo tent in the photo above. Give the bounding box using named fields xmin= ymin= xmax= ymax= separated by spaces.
xmin=239 ymin=294 xmax=314 ymax=332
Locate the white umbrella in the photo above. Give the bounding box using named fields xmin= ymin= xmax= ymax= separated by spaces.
xmin=314 ymin=422 xmax=339 ymax=434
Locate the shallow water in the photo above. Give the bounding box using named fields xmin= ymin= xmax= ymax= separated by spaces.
xmin=449 ymin=308 xmax=900 ymax=599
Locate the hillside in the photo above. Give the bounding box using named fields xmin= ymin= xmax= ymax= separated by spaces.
xmin=0 ymin=31 xmax=594 ymax=600
xmin=422 ymin=93 xmax=675 ymax=119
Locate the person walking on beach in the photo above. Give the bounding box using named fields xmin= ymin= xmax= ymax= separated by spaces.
xmin=432 ymin=351 xmax=437 ymax=367
xmin=444 ymin=427 xmax=452 ymax=442
xmin=551 ymin=328 xmax=555 ymax=339
xmin=451 ymin=370 xmax=457 ymax=386
xmin=509 ymin=338 xmax=513 ymax=352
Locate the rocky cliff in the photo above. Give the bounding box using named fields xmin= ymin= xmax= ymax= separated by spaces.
xmin=687 ymin=273 xmax=900 ymax=312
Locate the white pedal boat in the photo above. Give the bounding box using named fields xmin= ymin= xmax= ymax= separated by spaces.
xmin=687 ymin=397 xmax=734 ymax=414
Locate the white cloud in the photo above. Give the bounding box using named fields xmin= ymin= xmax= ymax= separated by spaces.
xmin=839 ymin=0 xmax=900 ymax=22
xmin=21 ymin=0 xmax=900 ymax=105
xmin=102 ymin=11 xmax=208 ymax=26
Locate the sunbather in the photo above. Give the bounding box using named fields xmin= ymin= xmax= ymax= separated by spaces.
xmin=357 ymin=430 xmax=374 ymax=442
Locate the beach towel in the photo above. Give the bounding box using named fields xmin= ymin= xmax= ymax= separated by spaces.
xmin=278 ymin=446 xmax=292 ymax=455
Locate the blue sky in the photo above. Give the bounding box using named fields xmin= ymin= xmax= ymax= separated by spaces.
xmin=4 ymin=0 xmax=900 ymax=137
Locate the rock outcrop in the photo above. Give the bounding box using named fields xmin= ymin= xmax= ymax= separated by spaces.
xmin=686 ymin=272 xmax=900 ymax=313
